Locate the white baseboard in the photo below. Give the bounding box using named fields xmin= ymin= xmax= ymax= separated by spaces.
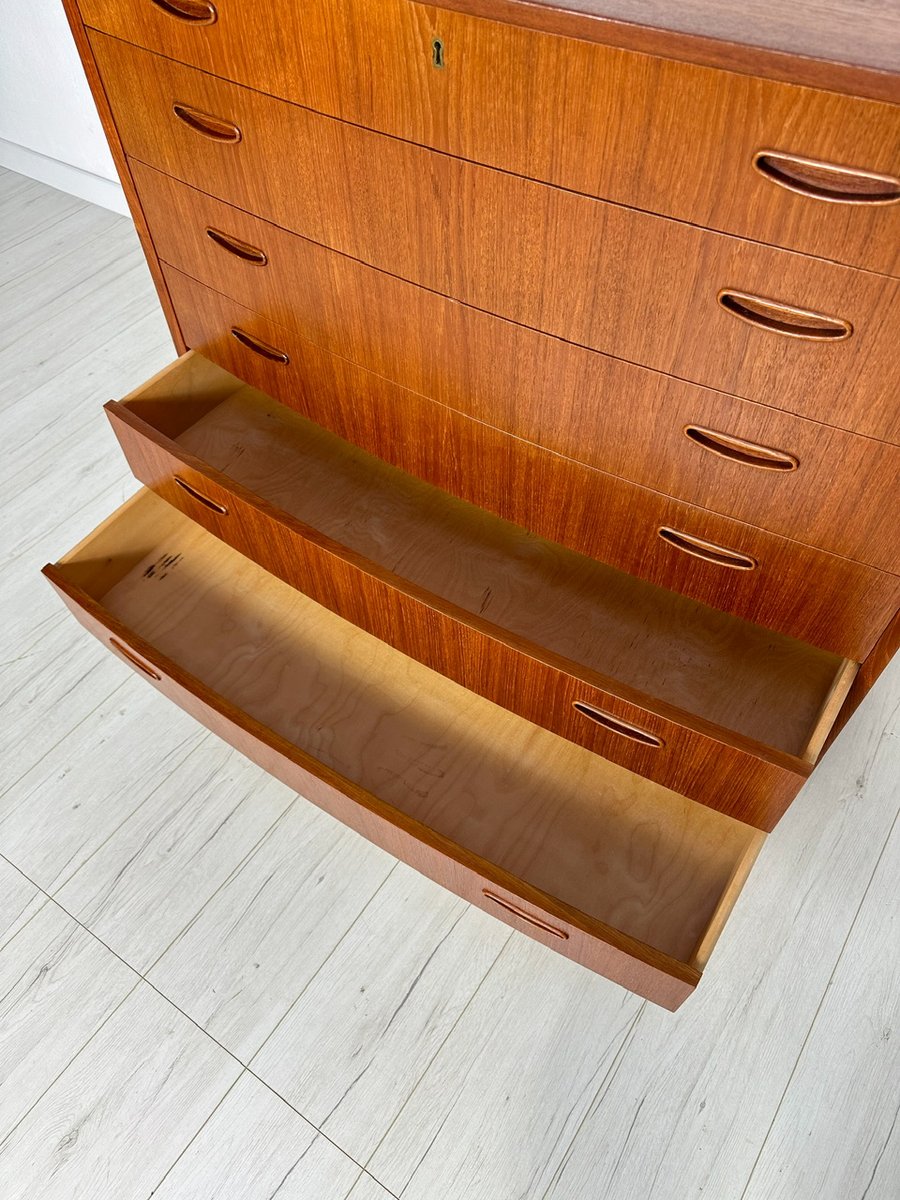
xmin=0 ymin=138 xmax=128 ymax=215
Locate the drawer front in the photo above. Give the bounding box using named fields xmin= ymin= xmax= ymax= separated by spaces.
xmin=133 ymin=162 xmax=900 ymax=574
xmin=44 ymin=564 xmax=699 ymax=1010
xmin=107 ymin=397 xmax=805 ymax=830
xmin=80 ymin=0 xmax=900 ymax=273
xmin=96 ymin=36 xmax=900 ymax=441
xmin=163 ymin=266 xmax=900 ymax=661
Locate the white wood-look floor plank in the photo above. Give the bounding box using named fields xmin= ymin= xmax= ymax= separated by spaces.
xmin=0 ymin=682 xmax=208 ymax=893
xmin=0 ymin=856 xmax=44 ymax=949
xmin=346 ymin=1175 xmax=398 ymax=1200
xmin=148 ymin=801 xmax=397 ymax=1061
xmin=0 ymin=899 xmax=137 ymax=1139
xmin=535 ymin=657 xmax=900 ymax=1200
xmin=0 ymin=980 xmax=242 ymax=1200
xmin=742 ymin=745 xmax=900 ymax=1200
xmin=251 ymin=863 xmax=510 ymax=1164
xmin=56 ymin=743 xmax=295 ymax=972
xmin=367 ymin=935 xmax=645 ymax=1198
xmin=151 ymin=1070 xmax=374 ymax=1200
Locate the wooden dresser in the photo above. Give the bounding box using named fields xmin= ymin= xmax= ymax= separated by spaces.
xmin=45 ymin=0 xmax=900 ymax=1009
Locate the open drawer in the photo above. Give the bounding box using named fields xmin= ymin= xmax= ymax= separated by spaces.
xmin=104 ymin=353 xmax=858 ymax=831
xmin=43 ymin=489 xmax=764 ymax=1009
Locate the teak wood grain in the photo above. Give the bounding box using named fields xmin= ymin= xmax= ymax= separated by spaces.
xmin=59 ymin=1 xmax=185 ymax=352
xmin=79 ymin=7 xmax=900 ymax=272
xmin=130 ymin=163 xmax=900 ymax=573
xmin=104 ymin=355 xmax=859 ymax=827
xmin=162 ymin=267 xmax=900 ymax=663
xmin=43 ymin=489 xmax=766 ymax=1008
xmin=90 ymin=36 xmax=900 ymax=442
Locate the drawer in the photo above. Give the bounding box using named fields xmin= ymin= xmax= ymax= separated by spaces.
xmin=93 ymin=36 xmax=900 ymax=441
xmin=43 ymin=488 xmax=765 ymax=1009
xmin=79 ymin=1 xmax=900 ymax=273
xmin=104 ymin=352 xmax=862 ymax=829
xmin=132 ymin=163 xmax=900 ymax=572
xmin=163 ymin=266 xmax=900 ymax=663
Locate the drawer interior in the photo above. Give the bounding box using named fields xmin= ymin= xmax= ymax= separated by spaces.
xmin=48 ymin=489 xmax=763 ymax=973
xmin=115 ymin=355 xmax=856 ymax=765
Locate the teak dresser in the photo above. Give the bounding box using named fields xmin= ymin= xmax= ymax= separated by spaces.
xmin=45 ymin=0 xmax=900 ymax=1009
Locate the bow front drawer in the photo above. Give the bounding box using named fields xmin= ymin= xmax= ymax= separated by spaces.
xmin=91 ymin=37 xmax=900 ymax=442
xmin=43 ymin=488 xmax=766 ymax=1010
xmin=79 ymin=0 xmax=900 ymax=272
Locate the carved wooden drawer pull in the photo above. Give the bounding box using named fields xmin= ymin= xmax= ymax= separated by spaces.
xmin=151 ymin=0 xmax=217 ymax=23
xmin=684 ymin=425 xmax=799 ymax=472
xmin=174 ymin=475 xmax=229 ymax=514
xmin=109 ymin=638 xmax=162 ymax=681
xmin=230 ymin=327 xmax=290 ymax=363
xmin=172 ymin=103 xmax=241 ymax=143
xmin=718 ymin=290 xmax=852 ymax=341
xmin=205 ymin=227 xmax=268 ymax=265
xmin=482 ymin=891 xmax=569 ymax=939
xmin=573 ymin=701 xmax=664 ymax=748
xmin=753 ymin=150 xmax=900 ymax=205
xmin=658 ymin=527 xmax=757 ymax=571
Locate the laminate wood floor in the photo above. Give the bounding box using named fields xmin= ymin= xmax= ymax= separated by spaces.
xmin=1 ymin=167 xmax=898 ymax=1200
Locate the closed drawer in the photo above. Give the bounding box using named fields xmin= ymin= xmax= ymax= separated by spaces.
xmin=79 ymin=0 xmax=900 ymax=273
xmin=163 ymin=266 xmax=900 ymax=663
xmin=133 ymin=163 xmax=900 ymax=573
xmin=93 ymin=36 xmax=900 ymax=442
xmin=104 ymin=352 xmax=863 ymax=829
xmin=43 ymin=488 xmax=765 ymax=1009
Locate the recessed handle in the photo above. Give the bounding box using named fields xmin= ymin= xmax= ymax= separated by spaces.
xmin=230 ymin=327 xmax=290 ymax=363
xmin=172 ymin=103 xmax=241 ymax=143
xmin=174 ymin=475 xmax=229 ymax=514
xmin=151 ymin=0 xmax=217 ymax=23
xmin=572 ymin=701 xmax=664 ymax=748
xmin=684 ymin=425 xmax=799 ymax=472
xmin=205 ymin=227 xmax=268 ymax=265
xmin=658 ymin=527 xmax=757 ymax=571
xmin=482 ymin=891 xmax=569 ymax=939
xmin=753 ymin=150 xmax=900 ymax=205
xmin=109 ymin=638 xmax=162 ymax=681
xmin=718 ymin=290 xmax=852 ymax=341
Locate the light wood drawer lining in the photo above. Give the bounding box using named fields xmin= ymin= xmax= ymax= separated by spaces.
xmin=80 ymin=2 xmax=900 ymax=272
xmin=130 ymin=163 xmax=900 ymax=573
xmin=90 ymin=37 xmax=900 ymax=443
xmin=162 ymin=266 xmax=900 ymax=663
xmin=44 ymin=488 xmax=766 ymax=1009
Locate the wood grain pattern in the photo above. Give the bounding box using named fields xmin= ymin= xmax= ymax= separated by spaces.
xmin=162 ymin=270 xmax=900 ymax=662
xmin=92 ymin=42 xmax=900 ymax=439
xmin=59 ymin=0 xmax=185 ymax=351
xmin=103 ymin=356 xmax=857 ymax=830
xmin=43 ymin=489 xmax=767 ymax=1008
xmin=0 ymin=981 xmax=242 ymax=1197
xmin=80 ymin=7 xmax=900 ymax=273
xmin=130 ymin=164 xmax=900 ymax=571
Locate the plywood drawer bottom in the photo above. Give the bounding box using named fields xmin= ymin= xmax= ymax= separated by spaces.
xmin=43 ymin=489 xmax=764 ymax=1010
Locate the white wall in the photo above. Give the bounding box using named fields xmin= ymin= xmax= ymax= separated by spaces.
xmin=0 ymin=0 xmax=127 ymax=212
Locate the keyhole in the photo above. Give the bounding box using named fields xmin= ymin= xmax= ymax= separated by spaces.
xmin=432 ymin=38 xmax=445 ymax=68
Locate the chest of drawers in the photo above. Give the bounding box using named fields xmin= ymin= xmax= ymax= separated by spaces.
xmin=45 ymin=0 xmax=900 ymax=1009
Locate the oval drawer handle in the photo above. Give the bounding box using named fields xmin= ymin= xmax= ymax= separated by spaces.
xmin=230 ymin=327 xmax=290 ymax=363
xmin=109 ymin=638 xmax=162 ymax=681
xmin=174 ymin=475 xmax=229 ymax=514
xmin=753 ymin=150 xmax=900 ymax=205
xmin=718 ymin=290 xmax=852 ymax=341
xmin=205 ymin=227 xmax=268 ymax=265
xmin=684 ymin=425 xmax=799 ymax=472
xmin=482 ymin=891 xmax=569 ymax=939
xmin=172 ymin=103 xmax=241 ymax=143
xmin=658 ymin=527 xmax=757 ymax=571
xmin=151 ymin=0 xmax=217 ymax=23
xmin=572 ymin=701 xmax=664 ymax=748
